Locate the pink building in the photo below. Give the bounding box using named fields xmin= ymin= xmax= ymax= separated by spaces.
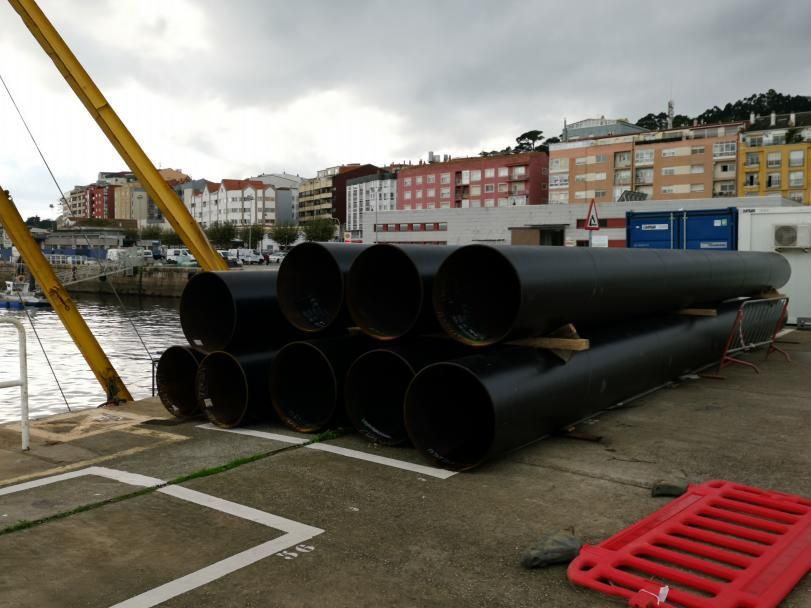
xmin=396 ymin=151 xmax=548 ymax=210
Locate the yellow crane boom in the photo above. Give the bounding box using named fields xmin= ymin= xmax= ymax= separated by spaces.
xmin=0 ymin=188 xmax=132 ymax=402
xmin=8 ymin=0 xmax=228 ymax=272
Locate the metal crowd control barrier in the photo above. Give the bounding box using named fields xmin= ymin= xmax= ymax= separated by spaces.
xmin=0 ymin=318 xmax=29 ymax=450
xmin=718 ymin=296 xmax=790 ymax=374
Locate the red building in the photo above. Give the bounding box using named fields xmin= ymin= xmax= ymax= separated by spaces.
xmin=86 ymin=184 xmax=117 ymax=219
xmin=396 ymin=151 xmax=548 ymax=210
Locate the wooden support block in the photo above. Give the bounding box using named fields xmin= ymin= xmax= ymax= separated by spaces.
xmin=509 ymin=336 xmax=591 ymax=350
xmin=754 ymin=289 xmax=784 ymax=300
xmin=677 ymin=308 xmax=718 ymax=317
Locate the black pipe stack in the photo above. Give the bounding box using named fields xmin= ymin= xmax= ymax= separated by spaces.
xmin=160 ymin=241 xmax=790 ymax=470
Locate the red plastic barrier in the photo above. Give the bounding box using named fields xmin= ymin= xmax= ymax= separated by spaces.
xmin=568 ymin=480 xmax=811 ymax=607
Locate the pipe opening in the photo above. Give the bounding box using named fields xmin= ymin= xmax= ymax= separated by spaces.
xmin=345 ymin=350 xmax=415 ymax=445
xmin=405 ymin=363 xmax=494 ymax=470
xmin=156 ymin=346 xmax=202 ymax=418
xmin=180 ymin=273 xmax=236 ymax=351
xmin=434 ymin=246 xmax=521 ymax=346
xmin=277 ymin=244 xmax=343 ymax=332
xmin=347 ymin=246 xmax=422 ymax=339
xmin=197 ymin=352 xmax=248 ymax=428
xmin=271 ymin=342 xmax=337 ymax=432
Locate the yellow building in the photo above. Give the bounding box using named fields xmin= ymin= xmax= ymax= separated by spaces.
xmin=739 ymin=111 xmax=811 ymax=204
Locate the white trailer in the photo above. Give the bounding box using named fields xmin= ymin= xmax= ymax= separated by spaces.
xmin=738 ymin=206 xmax=811 ymax=325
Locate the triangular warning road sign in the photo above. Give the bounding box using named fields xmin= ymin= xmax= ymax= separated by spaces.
xmin=584 ymin=198 xmax=600 ymax=231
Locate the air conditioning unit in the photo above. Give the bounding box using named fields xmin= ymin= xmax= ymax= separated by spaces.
xmin=773 ymin=224 xmax=811 ymax=248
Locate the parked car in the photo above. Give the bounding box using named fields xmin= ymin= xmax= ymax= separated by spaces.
xmin=268 ymin=251 xmax=287 ymax=263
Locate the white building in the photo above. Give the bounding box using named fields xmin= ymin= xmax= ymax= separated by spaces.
xmin=346 ymin=172 xmax=397 ymax=240
xmin=187 ymin=179 xmax=277 ymax=228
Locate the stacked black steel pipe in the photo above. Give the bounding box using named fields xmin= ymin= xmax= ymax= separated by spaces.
xmin=158 ymin=241 xmax=790 ymax=470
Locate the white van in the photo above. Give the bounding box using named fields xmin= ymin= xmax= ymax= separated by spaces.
xmin=166 ymin=248 xmax=197 ymax=266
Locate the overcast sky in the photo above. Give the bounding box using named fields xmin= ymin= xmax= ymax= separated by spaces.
xmin=1 ymin=0 xmax=810 ymax=219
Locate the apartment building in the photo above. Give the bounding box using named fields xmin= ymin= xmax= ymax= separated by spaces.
xmin=561 ymin=117 xmax=648 ymax=141
xmin=549 ymin=122 xmax=744 ymax=204
xmin=739 ymin=111 xmax=811 ymax=204
xmin=187 ymin=179 xmax=276 ymax=228
xmin=396 ymin=151 xmax=549 ymax=211
xmin=298 ymin=164 xmax=383 ymax=226
xmin=346 ymin=172 xmax=397 ymax=239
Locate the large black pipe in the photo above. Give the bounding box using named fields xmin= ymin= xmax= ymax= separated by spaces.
xmin=196 ymin=351 xmax=276 ymax=428
xmin=276 ymin=242 xmax=370 ymax=334
xmin=346 ymin=244 xmax=458 ymax=340
xmin=433 ymin=245 xmax=791 ymax=346
xmin=156 ymin=345 xmax=205 ymax=418
xmin=404 ymin=304 xmax=780 ymax=470
xmin=180 ymin=271 xmax=294 ymax=352
xmin=344 ymin=338 xmax=475 ymax=445
xmin=270 ymin=334 xmax=372 ymax=432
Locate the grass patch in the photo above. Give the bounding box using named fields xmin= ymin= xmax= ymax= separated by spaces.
xmin=312 ymin=427 xmax=351 ymax=443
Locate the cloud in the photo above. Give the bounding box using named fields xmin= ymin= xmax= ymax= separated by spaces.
xmin=2 ymin=0 xmax=811 ymax=219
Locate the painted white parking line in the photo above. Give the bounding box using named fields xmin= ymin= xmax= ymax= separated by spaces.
xmin=198 ymin=423 xmax=308 ymax=445
xmin=0 ymin=466 xmax=324 ymax=608
xmin=196 ymin=423 xmax=457 ymax=480
xmin=306 ymin=443 xmax=457 ymax=479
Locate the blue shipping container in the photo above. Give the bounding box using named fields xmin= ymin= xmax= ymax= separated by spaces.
xmin=626 ymin=208 xmax=738 ymax=250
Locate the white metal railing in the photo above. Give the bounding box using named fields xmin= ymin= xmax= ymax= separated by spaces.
xmin=0 ymin=318 xmax=29 ymax=450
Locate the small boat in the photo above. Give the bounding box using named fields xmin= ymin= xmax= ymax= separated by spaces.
xmin=1 ymin=279 xmax=51 ymax=309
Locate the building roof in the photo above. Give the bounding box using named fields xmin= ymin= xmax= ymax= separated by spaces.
xmin=220 ymin=179 xmax=267 ymax=191
xmin=562 ymin=117 xmax=648 ymax=141
xmin=397 ymin=151 xmax=547 ymax=174
xmin=746 ymin=111 xmax=811 ymax=132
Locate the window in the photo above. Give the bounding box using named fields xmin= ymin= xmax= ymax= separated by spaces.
xmin=745 ymin=173 xmax=759 ymax=187
xmin=469 ymin=199 xmax=480 ymax=207
xmin=790 ymin=150 xmax=805 ymax=167
xmin=427 ymin=188 xmax=436 ymax=197
xmin=690 ymin=184 xmax=705 ymax=192
xmin=614 ymin=151 xmax=631 ymax=167
xmin=404 ymin=177 xmax=412 ymax=186
xmin=399 ymin=223 xmax=409 ymax=231
xmin=789 ymin=171 xmax=805 ymax=187
xmin=718 ymin=163 xmax=734 ymax=173
xmin=404 ymin=191 xmax=412 ymax=200
xmin=484 ymin=168 xmax=495 ymax=178
xmin=661 ymin=186 xmax=675 ymax=194
xmin=595 ymin=154 xmax=608 ymax=164
xmin=575 ymin=157 xmax=587 ymax=166
xmin=549 ymin=174 xmax=569 ymax=188
xmin=635 ymin=168 xmax=653 ymax=184
xmin=498 ymin=183 xmax=508 ymax=192
xmin=438 ymin=222 xmax=448 ymax=231
xmin=662 ymin=167 xmax=676 ymax=176
xmin=690 ymin=165 xmax=705 ymax=174
xmin=745 ymin=152 xmax=760 ymax=167
xmin=635 ymin=150 xmax=654 ymax=164
xmin=470 ymin=185 xmax=481 ymax=196
xmin=440 ymin=187 xmax=451 ymax=198
xmin=416 ymin=189 xmax=423 ymax=198
xmin=512 ymin=165 xmax=527 ymax=177
xmin=746 ymin=135 xmax=763 ymax=147
xmin=470 ymin=170 xmax=481 ymax=181
xmin=484 ymin=183 xmax=496 ymax=193
xmin=549 ymin=191 xmax=568 ymax=203
xmin=771 ymin=133 xmax=786 ymax=145
xmin=549 ymin=158 xmax=567 ymax=171
xmin=440 ymin=173 xmax=451 ymax=184
xmin=767 ymin=152 xmax=782 ymax=168
xmin=484 ymin=198 xmax=495 ymax=208
xmin=497 ymin=198 xmax=509 ymax=207
xmin=614 ymin=169 xmax=631 ymax=184
xmin=426 ymin=174 xmax=436 ymax=184
xmin=789 ymin=191 xmax=805 ymax=203
xmin=718 ymin=183 xmax=735 ymax=194
xmin=498 ymin=167 xmax=509 ymax=177
xmin=413 ymin=223 xmax=422 ymax=231
xmin=426 ymin=223 xmax=435 ymax=231
xmin=661 ymin=149 xmax=677 ymax=157
xmin=595 ymin=190 xmax=607 ymax=198
xmin=767 ymin=173 xmax=781 ymax=188
xmin=387 ymin=224 xmax=396 ymax=231
xmin=713 ymin=142 xmax=736 ymax=158
xmin=691 ymin=146 xmax=705 ymax=155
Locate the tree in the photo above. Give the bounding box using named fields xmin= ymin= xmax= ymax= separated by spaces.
xmin=302 ymin=217 xmax=337 ymax=242
xmin=161 ymin=229 xmax=183 ymax=246
xmin=238 ymin=223 xmax=266 ymax=249
xmin=140 ymin=226 xmax=163 ymax=241
xmin=270 ymin=222 xmax=300 ymax=249
xmin=515 ymin=129 xmax=544 ymax=152
xmin=205 ymin=221 xmax=237 ymax=248
xmin=545 ymin=136 xmax=561 ymax=145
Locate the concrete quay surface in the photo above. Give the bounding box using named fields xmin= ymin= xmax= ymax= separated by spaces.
xmin=1 ymin=331 xmax=810 ymax=607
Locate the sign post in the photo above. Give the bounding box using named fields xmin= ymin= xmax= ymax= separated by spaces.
xmin=584 ymin=198 xmax=600 ymax=247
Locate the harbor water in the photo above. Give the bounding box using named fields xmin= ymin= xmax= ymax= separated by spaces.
xmin=0 ymin=293 xmax=185 ymax=423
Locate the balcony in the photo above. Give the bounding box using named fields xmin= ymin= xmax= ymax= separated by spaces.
xmin=509 ymin=174 xmax=529 ymax=181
